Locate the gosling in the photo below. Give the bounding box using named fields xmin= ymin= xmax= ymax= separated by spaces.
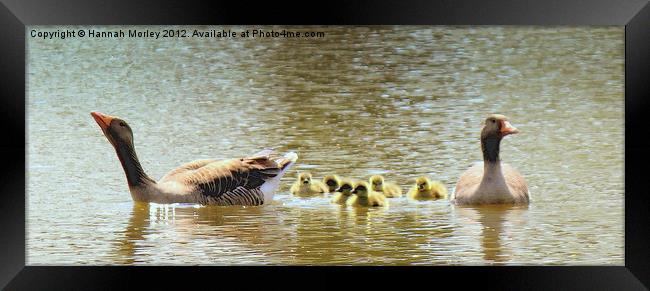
xmin=347 ymin=181 xmax=388 ymax=207
xmin=369 ymin=175 xmax=403 ymax=198
xmin=290 ymin=172 xmax=328 ymax=196
xmin=322 ymin=174 xmax=341 ymax=193
xmin=330 ymin=179 xmax=354 ymax=205
xmin=407 ymin=176 xmax=448 ymax=200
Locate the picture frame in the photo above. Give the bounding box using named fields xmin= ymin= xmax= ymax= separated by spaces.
xmin=1 ymin=0 xmax=648 ymax=289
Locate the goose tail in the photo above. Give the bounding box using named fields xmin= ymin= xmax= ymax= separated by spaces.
xmin=279 ymin=152 xmax=298 ymax=171
xmin=260 ymin=151 xmax=298 ymax=203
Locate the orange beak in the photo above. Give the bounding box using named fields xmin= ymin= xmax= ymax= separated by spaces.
xmin=91 ymin=111 xmax=114 ymax=130
xmin=500 ymin=120 xmax=519 ymax=136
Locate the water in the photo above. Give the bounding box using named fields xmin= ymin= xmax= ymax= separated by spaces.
xmin=27 ymin=26 xmax=624 ymax=265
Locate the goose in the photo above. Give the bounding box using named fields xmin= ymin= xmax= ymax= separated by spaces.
xmin=347 ymin=181 xmax=388 ymax=207
xmin=369 ymin=175 xmax=403 ymax=198
xmin=407 ymin=176 xmax=447 ymax=200
xmin=90 ymin=111 xmax=297 ymax=206
xmin=290 ymin=172 xmax=328 ymax=196
xmin=322 ymin=174 xmax=341 ymax=193
xmin=453 ymin=114 xmax=529 ymax=205
xmin=330 ymin=179 xmax=354 ymax=205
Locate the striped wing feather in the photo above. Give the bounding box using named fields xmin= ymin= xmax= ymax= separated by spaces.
xmin=160 ymin=151 xmax=283 ymax=205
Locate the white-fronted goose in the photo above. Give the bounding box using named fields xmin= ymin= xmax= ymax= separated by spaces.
xmin=91 ymin=111 xmax=297 ymax=206
xmin=453 ymin=114 xmax=529 ymax=205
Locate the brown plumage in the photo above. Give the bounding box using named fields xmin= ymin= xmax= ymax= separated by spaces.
xmin=91 ymin=111 xmax=298 ymax=206
xmin=453 ymin=114 xmax=529 ymax=205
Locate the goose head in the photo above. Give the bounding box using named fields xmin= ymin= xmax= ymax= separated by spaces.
xmin=481 ymin=114 xmax=519 ymax=140
xmin=91 ymin=111 xmax=154 ymax=187
xmin=91 ymin=111 xmax=134 ymax=149
xmin=298 ymin=172 xmax=313 ymax=185
xmin=415 ymin=176 xmax=432 ymax=192
xmin=481 ymin=114 xmax=519 ymax=163
xmin=369 ymin=175 xmax=384 ymax=192
xmin=352 ymin=181 xmax=370 ymax=198
xmin=323 ymin=175 xmax=340 ymax=192
xmin=337 ymin=179 xmax=354 ymax=196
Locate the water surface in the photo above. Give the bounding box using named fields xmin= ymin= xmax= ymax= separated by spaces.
xmin=27 ymin=26 xmax=624 ymax=265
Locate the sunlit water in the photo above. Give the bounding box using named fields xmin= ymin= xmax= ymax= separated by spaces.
xmin=27 ymin=26 xmax=624 ymax=265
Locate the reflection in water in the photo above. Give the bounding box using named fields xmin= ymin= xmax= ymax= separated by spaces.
xmin=113 ymin=198 xmax=462 ymax=265
xmin=113 ymin=202 xmax=305 ymax=265
xmin=454 ymin=205 xmax=528 ymax=265
xmin=114 ymin=202 xmax=150 ymax=264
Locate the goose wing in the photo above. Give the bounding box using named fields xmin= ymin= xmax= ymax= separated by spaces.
xmin=159 ymin=159 xmax=219 ymax=182
xmin=454 ymin=162 xmax=483 ymax=198
xmin=160 ymin=150 xmax=289 ymax=205
xmin=501 ymin=163 xmax=530 ymax=200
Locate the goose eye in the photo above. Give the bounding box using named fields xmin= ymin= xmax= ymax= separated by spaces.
xmin=119 ymin=121 xmax=126 ymax=127
xmin=491 ymin=119 xmax=496 ymax=124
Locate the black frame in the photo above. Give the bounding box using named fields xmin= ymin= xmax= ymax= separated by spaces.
xmin=1 ymin=0 xmax=649 ymax=289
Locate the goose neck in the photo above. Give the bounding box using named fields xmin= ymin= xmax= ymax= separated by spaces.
xmin=481 ymin=135 xmax=501 ymax=164
xmin=114 ymin=141 xmax=155 ymax=187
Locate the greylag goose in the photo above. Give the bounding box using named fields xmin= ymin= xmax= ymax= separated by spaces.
xmin=347 ymin=181 xmax=388 ymax=207
xmin=407 ymin=176 xmax=448 ymax=200
xmin=369 ymin=175 xmax=403 ymax=198
xmin=289 ymin=172 xmax=328 ymax=196
xmin=330 ymin=179 xmax=354 ymax=204
xmin=91 ymin=111 xmax=297 ymax=206
xmin=322 ymin=174 xmax=341 ymax=193
xmin=453 ymin=114 xmax=529 ymax=205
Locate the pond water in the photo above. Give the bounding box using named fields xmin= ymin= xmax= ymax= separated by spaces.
xmin=27 ymin=26 xmax=624 ymax=265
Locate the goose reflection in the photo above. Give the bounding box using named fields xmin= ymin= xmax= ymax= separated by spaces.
xmin=113 ymin=202 xmax=294 ymax=264
xmin=328 ymin=200 xmax=455 ymax=265
xmin=113 ymin=202 xmax=151 ymax=264
xmin=453 ymin=204 xmax=528 ymax=265
xmin=113 ymin=200 xmax=526 ymax=265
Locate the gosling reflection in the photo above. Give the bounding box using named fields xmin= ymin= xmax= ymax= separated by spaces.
xmin=454 ymin=204 xmax=528 ymax=265
xmin=283 ymin=198 xmax=397 ymax=265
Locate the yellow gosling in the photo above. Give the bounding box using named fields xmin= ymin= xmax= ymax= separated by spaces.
xmin=369 ymin=175 xmax=403 ymax=198
xmin=290 ymin=172 xmax=328 ymax=196
xmin=347 ymin=181 xmax=388 ymax=207
xmin=407 ymin=176 xmax=448 ymax=200
xmin=322 ymin=174 xmax=341 ymax=193
xmin=330 ymin=179 xmax=354 ymax=205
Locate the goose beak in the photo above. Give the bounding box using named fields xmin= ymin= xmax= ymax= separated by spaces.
xmin=500 ymin=121 xmax=519 ymax=136
xmin=91 ymin=111 xmax=114 ymax=130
